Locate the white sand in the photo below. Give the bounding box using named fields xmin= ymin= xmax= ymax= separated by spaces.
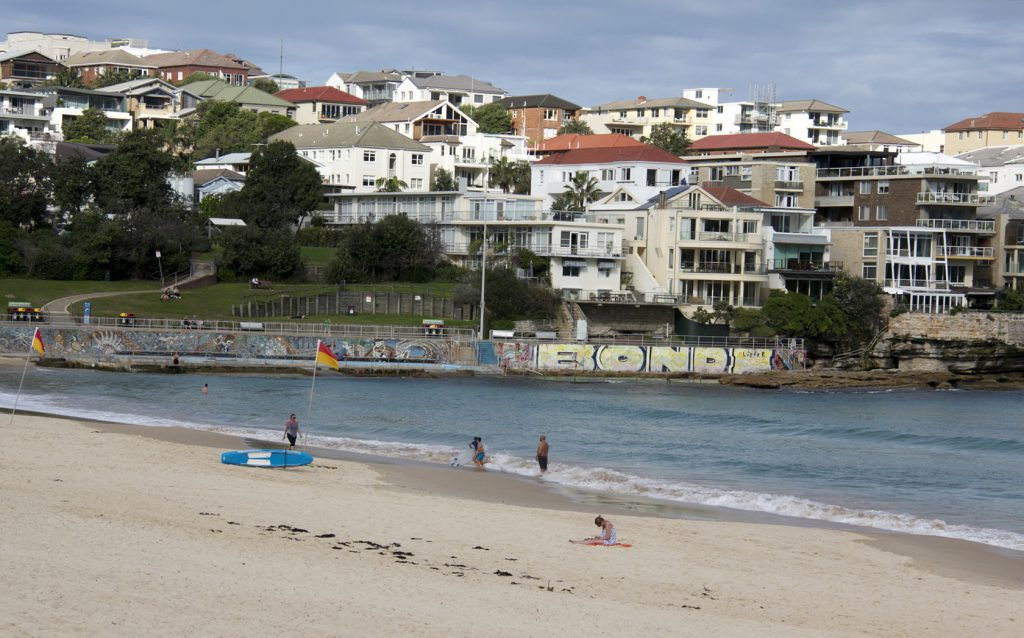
xmin=1 ymin=414 xmax=1021 ymax=637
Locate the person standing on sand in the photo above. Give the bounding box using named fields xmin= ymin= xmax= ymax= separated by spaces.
xmin=285 ymin=414 xmax=300 ymax=449
xmin=472 ymin=437 xmax=487 ymax=469
xmin=536 ymin=435 xmax=549 ymax=473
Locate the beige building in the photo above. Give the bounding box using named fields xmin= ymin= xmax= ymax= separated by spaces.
xmin=942 ymin=112 xmax=1024 ymax=155
xmin=683 ymin=157 xmax=817 ymax=209
xmin=582 ymin=95 xmax=715 ymax=141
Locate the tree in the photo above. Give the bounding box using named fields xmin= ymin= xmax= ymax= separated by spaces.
xmin=238 ymin=140 xmax=322 ymax=228
xmin=463 ymin=102 xmax=512 ymax=134
xmin=220 ymin=225 xmax=303 ymax=280
xmin=375 ymin=176 xmax=408 ymax=192
xmin=252 ymin=78 xmax=280 ymax=94
xmin=63 ymin=108 xmax=115 ymax=144
xmin=558 ymin=119 xmax=593 ymax=135
xmin=830 ymin=272 xmax=884 ymax=343
xmin=454 ymin=267 xmax=559 ymax=321
xmin=176 ymin=72 xmax=219 ymax=86
xmin=51 ymin=151 xmax=94 ymax=218
xmin=510 ymin=160 xmax=531 ymax=194
xmin=90 ymin=69 xmax=135 ymax=89
xmin=642 ymin=122 xmax=690 ymax=155
xmin=91 ymin=130 xmax=175 ymax=215
xmin=327 ymin=215 xmax=442 ymax=282
xmin=257 ymin=111 xmax=297 ymax=138
xmin=177 ymin=101 xmax=297 ymax=164
xmin=998 ymin=288 xmax=1024 ymax=312
xmin=0 ymin=137 xmax=52 ymax=228
xmin=559 ymin=171 xmax=601 ymax=211
xmin=43 ymin=68 xmax=85 ymax=89
xmin=432 ymin=167 xmax=457 ymax=191
xmin=488 ymin=157 xmax=517 ymax=193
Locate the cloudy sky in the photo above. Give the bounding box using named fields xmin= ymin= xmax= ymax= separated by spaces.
xmin=9 ymin=0 xmax=1021 ymax=133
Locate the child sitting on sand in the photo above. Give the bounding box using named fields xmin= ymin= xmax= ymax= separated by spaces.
xmin=571 ymin=516 xmax=617 ymax=545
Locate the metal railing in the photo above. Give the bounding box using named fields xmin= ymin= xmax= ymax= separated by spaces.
xmin=774 ymin=180 xmax=803 ymax=190
xmin=12 ymin=315 xmax=475 ymax=340
xmin=817 ymin=165 xmax=981 ymax=178
xmin=915 ymin=218 xmax=995 ymax=232
xmin=443 ymin=242 xmax=623 ymax=258
xmin=490 ymin=332 xmax=803 ymax=349
xmin=766 ymin=259 xmax=843 ymax=272
xmin=916 ymin=192 xmax=993 ymax=205
xmin=937 ymin=245 xmax=995 ymax=258
xmin=687 ymin=232 xmax=756 ymax=243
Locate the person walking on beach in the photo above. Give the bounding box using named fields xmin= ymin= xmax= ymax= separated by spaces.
xmin=285 ymin=414 xmax=300 ymax=449
xmin=536 ymin=435 xmax=549 ymax=474
xmin=472 ymin=436 xmax=487 ymax=469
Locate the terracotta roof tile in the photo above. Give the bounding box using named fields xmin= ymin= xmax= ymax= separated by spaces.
xmin=534 ymin=144 xmax=686 ymax=165
xmin=943 ymin=112 xmax=1024 ymax=132
xmin=536 ymin=133 xmax=646 ymax=153
xmin=274 ymin=86 xmax=367 ymax=105
xmin=688 ymin=132 xmax=816 ymax=152
xmin=700 ymin=185 xmax=769 ymax=207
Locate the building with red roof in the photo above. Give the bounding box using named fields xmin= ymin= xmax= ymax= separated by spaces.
xmin=533 ymin=133 xmax=644 ymax=158
xmin=942 ymin=112 xmax=1024 ymax=155
xmin=274 ymin=86 xmax=368 ymax=124
xmin=687 ymin=132 xmax=817 ymax=155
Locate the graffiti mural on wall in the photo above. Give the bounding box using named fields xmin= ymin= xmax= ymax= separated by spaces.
xmin=494 ymin=341 xmax=537 ymax=368
xmin=512 ymin=342 xmax=804 ymax=374
xmin=0 ymin=327 xmax=455 ymax=364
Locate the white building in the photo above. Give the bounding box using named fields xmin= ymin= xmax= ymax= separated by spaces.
xmin=582 ymin=95 xmax=715 ymax=140
xmin=954 ymin=146 xmax=1024 ymax=196
xmin=194 ymin=152 xmax=252 ymax=175
xmin=274 ymin=86 xmax=367 ymax=125
xmin=32 ymin=86 xmax=132 ymax=139
xmin=340 ymin=100 xmax=531 ymax=189
xmin=392 ymin=74 xmax=507 ymax=107
xmin=777 ymin=99 xmax=848 ymax=146
xmin=0 ymin=31 xmax=151 ymax=63
xmin=269 ymin=121 xmax=433 ymax=192
xmin=531 ymin=144 xmax=689 ymax=208
xmin=894 ymin=129 xmax=945 ymax=153
xmin=326 ymin=69 xmax=440 ymax=104
xmin=0 ymin=89 xmax=51 ymax=142
xmin=681 ymin=87 xmax=777 ymax=136
xmin=326 ymin=189 xmax=624 ymax=292
xmin=844 ymin=131 xmax=922 ymax=154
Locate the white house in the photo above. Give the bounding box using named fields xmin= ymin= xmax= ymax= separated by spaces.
xmin=955 ymin=145 xmax=1024 ymax=196
xmin=0 ymin=89 xmax=51 ymax=142
xmin=326 ymin=69 xmax=436 ymax=104
xmin=274 ymin=86 xmax=367 ymax=125
xmin=326 ymin=189 xmax=624 ymax=293
xmin=776 ymin=99 xmax=848 ymax=146
xmin=269 ymin=121 xmax=432 ymax=192
xmin=531 ymin=144 xmax=689 ymax=208
xmin=194 ymin=152 xmax=252 ymax=175
xmin=391 ymin=74 xmax=507 ymax=107
xmin=32 ymin=86 xmax=133 ymax=139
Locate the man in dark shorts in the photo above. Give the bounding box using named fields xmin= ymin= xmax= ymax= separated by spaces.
xmin=284 ymin=414 xmax=300 ymax=448
xmin=536 ymin=435 xmax=549 ymax=473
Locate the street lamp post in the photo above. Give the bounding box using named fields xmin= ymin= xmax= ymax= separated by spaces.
xmin=156 ymin=250 xmax=164 ymax=287
xmin=478 ymin=222 xmax=487 ymax=339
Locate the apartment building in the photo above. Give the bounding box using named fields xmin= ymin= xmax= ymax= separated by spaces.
xmin=325 ymin=189 xmax=624 ymax=292
xmin=954 ymin=145 xmax=1024 ymax=196
xmin=102 ymin=78 xmax=201 ymax=130
xmin=531 ymin=144 xmax=688 ymax=208
xmin=0 ymin=89 xmax=51 ymax=141
xmin=144 ymin=49 xmax=249 ymax=86
xmin=0 ymin=50 xmax=63 ymax=88
xmin=843 ymin=131 xmax=921 ymax=154
xmin=582 ymin=95 xmax=715 ymax=141
xmin=392 ymin=74 xmax=507 ymax=107
xmin=978 ymin=187 xmax=1024 ymax=290
xmin=32 ymin=86 xmax=133 ymax=139
xmin=777 ymin=99 xmax=848 ymax=146
xmin=63 ymin=49 xmax=154 ymax=84
xmin=681 ymin=87 xmax=778 ymax=136
xmin=327 ymin=70 xmax=439 ymax=105
xmin=687 ymin=132 xmax=816 ymax=156
xmin=0 ymin=31 xmax=151 ymax=63
xmin=269 ymin=121 xmax=432 ymax=192
xmin=274 ymin=86 xmax=367 ymax=125
xmin=498 ymin=94 xmax=581 ymax=147
xmin=943 ymin=112 xmax=1024 ymax=155
xmin=340 ymin=100 xmax=530 ymax=189
xmin=532 ymin=133 xmax=644 ymax=159
xmin=590 ymin=184 xmax=833 ymax=309
xmin=180 ymin=79 xmax=296 ymax=117
xmin=683 ymin=156 xmax=817 ymax=210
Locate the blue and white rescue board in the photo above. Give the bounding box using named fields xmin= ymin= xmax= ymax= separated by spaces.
xmin=221 ymin=449 xmax=313 ymax=468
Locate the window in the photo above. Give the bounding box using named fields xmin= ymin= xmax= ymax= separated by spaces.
xmin=474 ymin=94 xmax=483 ymax=104
xmin=743 ymin=220 xmax=758 ymax=234
xmin=411 ymin=153 xmax=423 ymax=165
xmin=562 ymin=264 xmax=581 ymax=277
xmin=863 ymin=232 xmax=878 ymax=257
xmin=859 ymin=181 xmax=871 ymax=194
xmin=543 ymin=108 xmax=558 ymax=120
xmin=740 ymin=166 xmax=752 ymax=181
xmin=862 ymin=263 xmax=877 ymax=280
xmin=1017 ymin=174 xmax=1023 ymax=182
xmin=668 ymin=248 xmax=674 ymax=267
xmin=858 ymin=205 xmax=870 ymax=221
xmin=601 ymin=169 xmax=615 ymax=180
xmin=878 ymin=180 xmax=889 ymax=194
xmin=362 ymin=175 xmax=375 ymax=186
xmin=615 ymin=192 xmax=632 ymax=202
xmin=620 ymin=167 xmax=632 ymax=181
xmin=715 ymin=124 xmax=723 ymax=132
xmin=410 ymin=178 xmax=424 ymax=190
xmin=775 ymin=194 xmax=798 ymax=207
xmin=958 ymin=131 xmax=965 ymax=140
xmin=876 ymin=205 xmax=888 ymax=221
xmin=695 ymin=125 xmax=708 ymax=136
xmin=674 ymin=108 xmax=685 ymax=119
xmin=363 ymin=151 xmax=376 ymax=162
xmin=651 ymin=108 xmax=660 ymax=117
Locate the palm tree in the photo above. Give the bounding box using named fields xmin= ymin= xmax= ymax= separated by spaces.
xmin=375 ymin=176 xmax=408 ymax=192
xmin=488 ymin=156 xmax=516 ymax=193
xmin=560 ymin=171 xmax=601 ymax=211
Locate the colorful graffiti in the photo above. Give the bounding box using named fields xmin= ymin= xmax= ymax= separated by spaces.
xmin=496 ymin=341 xmax=804 ymax=374
xmin=0 ymin=327 xmax=455 ymax=364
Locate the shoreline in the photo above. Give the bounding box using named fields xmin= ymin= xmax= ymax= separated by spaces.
xmin=37 ymin=407 xmax=1024 ymax=585
xmin=4 ymin=411 xmax=1022 ymax=636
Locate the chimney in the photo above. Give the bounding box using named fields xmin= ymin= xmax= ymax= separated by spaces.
xmin=658 ymin=190 xmax=667 ymax=209
xmin=636 ymin=96 xmax=647 ymax=105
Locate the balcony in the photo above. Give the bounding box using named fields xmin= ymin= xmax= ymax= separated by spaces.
xmin=815 ymin=194 xmax=854 ymax=207
xmin=774 ymin=180 xmax=803 ymax=190
xmin=679 ymin=262 xmax=766 ymax=275
xmin=677 ymin=231 xmax=757 ymax=243
xmin=916 ymin=192 xmax=993 ymax=206
xmin=938 ymin=245 xmax=994 ymax=259
xmin=766 ymin=259 xmax=843 ymax=273
xmin=809 ymin=118 xmax=847 ymax=129
xmin=915 ymin=218 xmax=995 ymax=233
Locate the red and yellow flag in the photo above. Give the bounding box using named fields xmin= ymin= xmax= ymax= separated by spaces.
xmin=31 ymin=328 xmax=45 ymax=358
xmin=315 ymin=340 xmax=339 ymax=370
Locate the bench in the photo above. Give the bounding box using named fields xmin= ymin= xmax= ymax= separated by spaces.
xmin=239 ymin=322 xmax=265 ymax=331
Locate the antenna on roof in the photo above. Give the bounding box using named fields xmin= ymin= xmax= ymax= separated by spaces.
xmin=279 ymin=38 xmax=283 ymax=78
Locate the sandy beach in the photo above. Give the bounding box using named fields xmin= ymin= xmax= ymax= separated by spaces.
xmin=2 ymin=414 xmax=1021 ymax=637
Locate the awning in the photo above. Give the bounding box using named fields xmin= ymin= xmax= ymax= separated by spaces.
xmin=597 ymin=260 xmax=615 ymax=270
xmin=562 ymin=259 xmax=586 ymax=267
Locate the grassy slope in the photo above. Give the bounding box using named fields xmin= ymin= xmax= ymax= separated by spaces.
xmin=0 ymin=279 xmax=160 ymax=307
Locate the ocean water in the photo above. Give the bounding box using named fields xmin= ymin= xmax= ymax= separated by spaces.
xmin=2 ymin=365 xmax=1023 ymax=551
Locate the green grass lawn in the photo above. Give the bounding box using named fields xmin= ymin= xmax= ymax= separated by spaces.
xmin=300 ymin=246 xmax=336 ymax=265
xmin=0 ymin=279 xmax=160 ymax=307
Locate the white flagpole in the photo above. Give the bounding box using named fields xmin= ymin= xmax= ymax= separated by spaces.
xmin=8 ymin=330 xmax=36 ymax=426
xmin=305 ymin=339 xmax=320 ymax=447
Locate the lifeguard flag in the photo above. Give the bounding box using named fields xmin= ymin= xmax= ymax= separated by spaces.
xmin=315 ymin=340 xmax=339 ymax=370
xmin=31 ymin=328 xmax=45 ymax=358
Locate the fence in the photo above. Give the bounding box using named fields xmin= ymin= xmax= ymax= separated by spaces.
xmin=490 ymin=332 xmax=802 ymax=350
xmin=232 ymin=290 xmax=475 ymax=321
